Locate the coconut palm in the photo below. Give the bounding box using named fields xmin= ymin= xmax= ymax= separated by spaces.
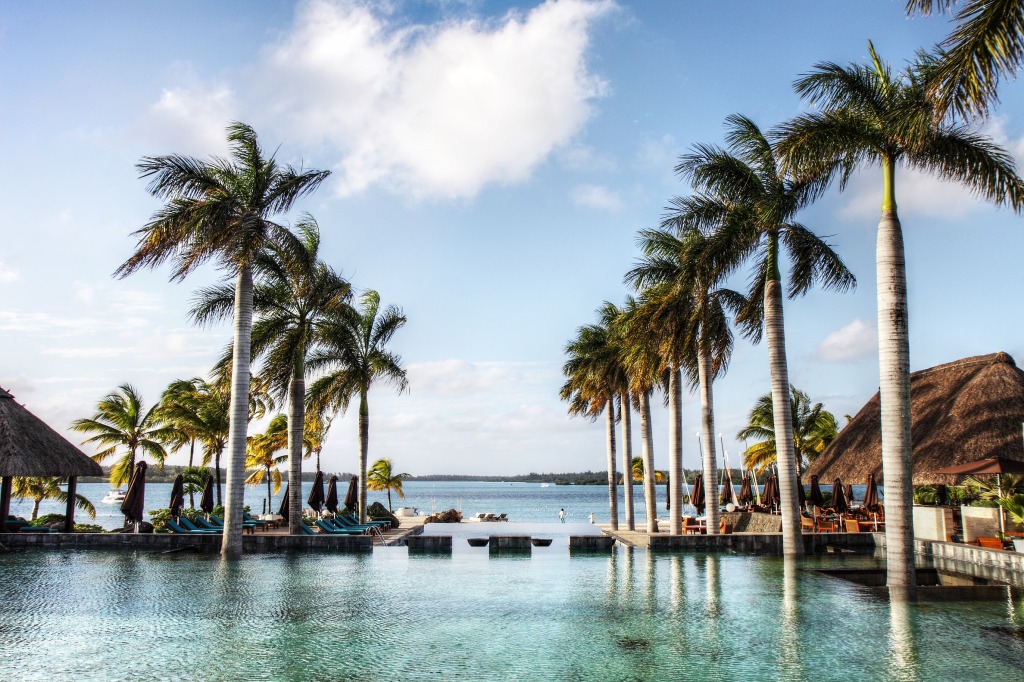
xmin=72 ymin=384 xmax=174 ymax=488
xmin=626 ymin=228 xmax=745 ymax=536
xmin=307 ymin=290 xmax=408 ymax=523
xmin=775 ymin=43 xmax=1024 ymax=591
xmin=245 ymin=415 xmax=288 ymax=520
xmin=739 ymin=387 xmax=841 ymax=474
xmin=11 ymin=477 xmax=96 ymax=522
xmin=561 ymin=304 xmax=624 ymax=530
xmin=907 ymin=0 xmax=1024 ymax=119
xmin=304 ymin=411 xmax=333 ymax=474
xmin=115 ymin=122 xmax=329 ymax=557
xmin=366 ymin=458 xmax=410 ymax=513
xmin=192 ymin=216 xmax=351 ymax=535
xmin=674 ymin=114 xmax=855 ymax=555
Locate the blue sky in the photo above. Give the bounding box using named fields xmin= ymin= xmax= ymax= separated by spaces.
xmin=2 ymin=0 xmax=1023 ymax=477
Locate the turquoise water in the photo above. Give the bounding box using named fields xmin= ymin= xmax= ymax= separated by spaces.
xmin=1 ymin=542 xmax=1022 ymax=681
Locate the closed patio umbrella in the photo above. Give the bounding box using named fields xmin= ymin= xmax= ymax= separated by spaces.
xmin=720 ymin=468 xmax=735 ymax=506
xmin=168 ymin=474 xmax=184 ymax=518
xmin=344 ymin=476 xmax=358 ymax=512
xmin=738 ymin=476 xmax=753 ymax=505
xmin=307 ymin=471 xmax=325 ymax=516
xmin=325 ymin=475 xmax=340 ymax=514
xmin=844 ymin=484 xmax=854 ymax=507
xmin=863 ymin=473 xmax=880 ymax=512
xmin=120 ymin=461 xmax=147 ymax=531
xmin=278 ymin=483 xmax=289 ymax=521
xmin=797 ymin=477 xmax=806 ymax=509
xmin=691 ymin=474 xmax=705 ymax=515
xmin=935 ymin=484 xmax=948 ymax=506
xmin=832 ymin=478 xmax=849 ymax=514
xmin=200 ymin=475 xmax=214 ymax=515
xmin=809 ymin=475 xmax=825 ymax=508
xmin=762 ymin=475 xmax=779 ymax=509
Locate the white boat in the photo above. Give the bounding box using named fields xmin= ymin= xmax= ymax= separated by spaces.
xmin=102 ymin=489 xmax=126 ymax=504
xmin=540 ymin=483 xmax=551 ymax=488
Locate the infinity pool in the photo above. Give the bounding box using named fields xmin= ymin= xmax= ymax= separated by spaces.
xmin=2 ymin=538 xmax=1023 ymax=681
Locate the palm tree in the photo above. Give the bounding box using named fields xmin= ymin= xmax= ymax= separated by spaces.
xmin=245 ymin=415 xmax=288 ymax=519
xmin=307 ymin=290 xmax=408 ymax=523
xmin=366 ymin=458 xmax=410 ymax=513
xmin=674 ymin=114 xmax=855 ymax=556
xmin=11 ymin=477 xmax=96 ymax=522
xmin=561 ymin=304 xmax=625 ymax=531
xmin=907 ymin=0 xmax=1024 ymax=119
xmin=71 ymin=384 xmax=173 ymax=488
xmin=192 ymin=217 xmax=350 ymax=535
xmin=775 ymin=43 xmax=1024 ymax=592
xmin=115 ymin=122 xmax=329 ymax=557
xmin=627 ymin=229 xmax=744 ymax=536
xmin=738 ymin=387 xmax=840 ymax=474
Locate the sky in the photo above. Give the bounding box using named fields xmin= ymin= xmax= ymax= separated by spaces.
xmin=2 ymin=0 xmax=1024 ymax=477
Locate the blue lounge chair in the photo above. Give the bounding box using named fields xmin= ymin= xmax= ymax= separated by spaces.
xmin=242 ymin=512 xmax=269 ymax=530
xmin=300 ymin=521 xmax=318 ymax=535
xmin=208 ymin=515 xmax=257 ymax=533
xmin=315 ymin=519 xmax=367 ymax=535
xmin=323 ymin=517 xmax=374 ymax=532
xmin=335 ymin=514 xmax=388 ymax=531
xmin=166 ymin=519 xmax=218 ymax=534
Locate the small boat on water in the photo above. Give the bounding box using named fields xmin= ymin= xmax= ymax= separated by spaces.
xmin=539 ymin=483 xmax=551 ymax=488
xmin=102 ymin=489 xmax=126 ymax=505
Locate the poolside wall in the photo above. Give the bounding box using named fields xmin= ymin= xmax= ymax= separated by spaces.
xmin=646 ymin=531 xmax=880 ymax=554
xmin=0 ymin=532 xmax=373 ymax=553
xmin=916 ymin=538 xmax=1024 ymax=587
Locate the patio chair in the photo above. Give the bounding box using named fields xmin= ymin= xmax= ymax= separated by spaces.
xmin=844 ymin=519 xmax=861 ymax=533
xmin=683 ymin=517 xmax=705 ymax=534
xmin=801 ymin=515 xmax=815 ymax=532
xmin=816 ymin=518 xmax=837 ymax=533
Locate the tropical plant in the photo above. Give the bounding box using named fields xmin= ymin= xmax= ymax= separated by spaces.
xmin=192 ymin=216 xmax=350 ymax=535
xmin=11 ymin=477 xmax=96 ymax=521
xmin=630 ymin=456 xmax=666 ymax=483
xmin=307 ymin=290 xmax=408 ymax=523
xmin=304 ymin=411 xmax=333 ymax=474
xmin=561 ymin=303 xmax=625 ymax=531
xmin=965 ymin=473 xmax=1024 ymax=500
xmin=181 ymin=466 xmax=211 ymax=508
xmin=366 ymin=458 xmax=410 ymax=512
xmin=116 ymin=122 xmax=329 ymax=557
xmin=997 ymin=493 xmax=1024 ymax=525
xmin=245 ymin=415 xmax=288 ymax=520
xmin=907 ymin=0 xmax=1024 ymax=119
xmin=738 ymin=387 xmax=840 ymax=474
xmin=775 ymin=42 xmax=1024 ymax=591
xmin=71 ymin=383 xmax=174 ymax=487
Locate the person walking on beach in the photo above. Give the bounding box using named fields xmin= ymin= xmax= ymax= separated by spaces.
xmin=588 ymin=512 xmax=595 ymax=524
xmin=559 ymin=508 xmax=566 ymax=523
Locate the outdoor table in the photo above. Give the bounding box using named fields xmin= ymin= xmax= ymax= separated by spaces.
xmin=259 ymin=514 xmax=284 ymax=529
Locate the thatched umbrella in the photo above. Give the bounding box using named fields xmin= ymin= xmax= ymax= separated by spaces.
xmin=863 ymin=473 xmax=880 ymax=512
xmin=831 ymin=478 xmax=849 ymax=514
xmin=278 ymin=483 xmax=290 ymax=521
xmin=809 ymin=475 xmax=825 ymax=508
xmin=691 ymin=474 xmax=705 ymax=515
xmin=344 ymin=476 xmax=358 ymax=512
xmin=307 ymin=471 xmax=325 ymax=516
xmin=0 ymin=386 xmax=103 ymax=531
xmin=805 ymin=352 xmax=1024 ymax=485
xmin=737 ymin=476 xmax=753 ymax=505
xmin=120 ymin=461 xmax=147 ymax=532
xmin=168 ymin=474 xmax=184 ymax=518
xmin=200 ymin=475 xmax=214 ymax=516
xmin=325 ymin=475 xmax=340 ymax=515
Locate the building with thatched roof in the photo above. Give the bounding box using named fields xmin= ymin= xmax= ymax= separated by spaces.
xmin=804 ymin=352 xmax=1024 ymax=486
xmin=1 ymin=386 xmax=102 ymax=530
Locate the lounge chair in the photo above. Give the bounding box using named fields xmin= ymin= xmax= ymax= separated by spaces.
xmin=208 ymin=514 xmax=257 ymax=533
xmin=242 ymin=512 xmax=270 ymax=530
xmin=322 ymin=517 xmax=374 ymax=533
xmin=844 ymin=519 xmax=861 ymax=533
xmin=166 ymin=519 xmax=218 ymax=534
xmin=496 ymin=513 xmax=508 ymax=522
xmin=337 ymin=514 xmax=390 ymax=531
xmin=299 ymin=521 xmax=318 ymax=535
xmin=315 ymin=519 xmax=368 ymax=535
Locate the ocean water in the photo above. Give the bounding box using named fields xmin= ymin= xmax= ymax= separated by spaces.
xmin=8 ymin=480 xmax=878 ymax=530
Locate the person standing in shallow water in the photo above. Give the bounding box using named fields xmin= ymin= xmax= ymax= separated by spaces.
xmin=559 ymin=508 xmax=566 ymax=523
xmin=588 ymin=512 xmax=595 ymax=524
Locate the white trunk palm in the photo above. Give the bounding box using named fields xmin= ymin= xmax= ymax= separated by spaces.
xmin=765 ymin=279 xmax=803 ymax=556
xmin=605 ymin=397 xmax=618 ymax=530
xmin=697 ymin=348 xmax=719 ymax=534
xmin=620 ymin=391 xmax=635 ymax=530
xmin=287 ymin=373 xmax=305 ymax=534
xmin=223 ymin=267 xmax=253 ymax=558
xmin=668 ymin=365 xmax=684 ymax=535
xmin=639 ymin=391 xmax=659 ymax=533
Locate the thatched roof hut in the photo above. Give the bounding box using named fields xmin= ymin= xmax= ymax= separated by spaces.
xmin=0 ymin=387 xmax=101 ymax=477
xmin=804 ymin=352 xmax=1024 ymax=485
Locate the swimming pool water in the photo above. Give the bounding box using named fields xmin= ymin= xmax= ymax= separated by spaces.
xmin=1 ymin=544 xmax=1022 ymax=681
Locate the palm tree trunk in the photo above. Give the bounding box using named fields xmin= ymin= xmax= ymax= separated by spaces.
xmin=358 ymin=388 xmax=369 ymax=523
xmin=621 ymin=391 xmax=635 ymax=531
xmin=188 ymin=439 xmax=195 ymax=508
xmin=266 ymin=467 xmax=273 ymax=517
xmin=697 ymin=346 xmax=719 ymax=535
xmin=639 ymin=390 xmax=659 ymax=533
xmin=31 ymin=498 xmax=41 ymax=521
xmin=877 ymin=202 xmax=915 ymax=598
xmin=605 ymin=397 xmax=619 ymax=531
xmin=287 ymin=370 xmax=305 ymax=535
xmin=668 ymin=364 xmax=684 ymax=535
xmin=387 ymin=489 xmax=393 ymax=513
xmin=222 ymin=265 xmax=253 ymax=559
xmin=765 ymin=278 xmax=803 ymax=556
xmin=215 ymin=447 xmax=223 ymax=506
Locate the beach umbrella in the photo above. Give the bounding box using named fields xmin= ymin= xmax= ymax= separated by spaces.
xmin=720 ymin=468 xmax=735 ymax=505
xmin=863 ymin=473 xmax=880 ymax=512
xmin=832 ymin=478 xmax=849 ymax=514
xmin=344 ymin=476 xmax=358 ymax=511
xmin=168 ymin=474 xmax=184 ymax=518
xmin=738 ymin=476 xmax=753 ymax=505
xmin=762 ymin=475 xmax=779 ymax=508
xmin=278 ymin=483 xmax=289 ymax=521
xmin=200 ymin=475 xmax=214 ymax=515
xmin=844 ymin=484 xmax=854 ymax=506
xmin=691 ymin=474 xmax=705 ymax=515
xmin=120 ymin=461 xmax=147 ymax=530
xmin=325 ymin=475 xmax=340 ymax=514
xmin=809 ymin=475 xmax=825 ymax=508
xmin=307 ymin=471 xmax=325 ymax=515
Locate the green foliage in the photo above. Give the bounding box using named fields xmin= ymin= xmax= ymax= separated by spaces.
xmin=998 ymin=494 xmax=1024 ymax=525
xmin=738 ymin=387 xmax=840 ymax=473
xmin=914 ymin=485 xmax=938 ymax=505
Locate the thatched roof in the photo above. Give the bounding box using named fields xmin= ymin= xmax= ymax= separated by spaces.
xmin=804 ymin=352 xmax=1024 ymax=486
xmin=0 ymin=386 xmax=103 ymax=477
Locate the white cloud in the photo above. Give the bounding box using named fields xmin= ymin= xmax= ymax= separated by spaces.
xmin=140 ymin=82 xmax=236 ymax=156
xmin=260 ymin=0 xmax=614 ymax=199
xmin=635 ymin=133 xmax=677 ymax=170
xmin=558 ymin=143 xmax=616 ymax=172
xmin=0 ymin=262 xmax=18 ymax=283
xmin=816 ymin=318 xmax=878 ymax=363
xmin=407 ymin=359 xmax=527 ymax=395
xmin=838 ymin=166 xmax=986 ymax=221
xmin=571 ymin=183 xmax=622 ymax=211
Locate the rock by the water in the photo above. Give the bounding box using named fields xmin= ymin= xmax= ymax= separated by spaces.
xmin=424 ymin=509 xmax=462 ymax=524
xmin=367 ymin=502 xmax=400 ymax=528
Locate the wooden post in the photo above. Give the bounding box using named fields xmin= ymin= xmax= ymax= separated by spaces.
xmin=65 ymin=476 xmax=77 ymax=532
xmin=0 ymin=476 xmax=11 ymax=531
